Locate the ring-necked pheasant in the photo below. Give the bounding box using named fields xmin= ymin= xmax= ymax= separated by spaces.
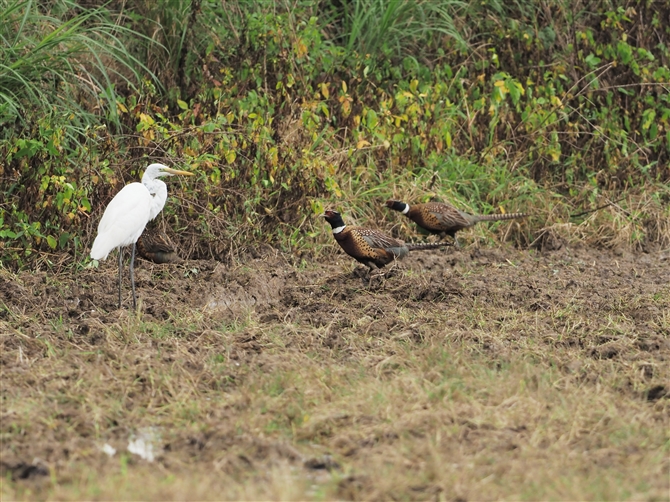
xmin=323 ymin=210 xmax=451 ymax=281
xmin=136 ymin=228 xmax=182 ymax=264
xmin=385 ymin=199 xmax=526 ymax=245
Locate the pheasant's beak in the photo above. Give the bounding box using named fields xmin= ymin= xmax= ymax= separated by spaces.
xmin=164 ymin=168 xmax=194 ymax=176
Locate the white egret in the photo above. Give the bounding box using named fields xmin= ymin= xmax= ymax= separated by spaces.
xmin=90 ymin=163 xmax=194 ymax=309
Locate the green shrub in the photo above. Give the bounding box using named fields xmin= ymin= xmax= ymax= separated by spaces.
xmin=1 ymin=0 xmax=668 ymax=270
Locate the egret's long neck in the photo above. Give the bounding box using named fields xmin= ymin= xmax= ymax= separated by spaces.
xmin=143 ymin=178 xmax=168 ymax=220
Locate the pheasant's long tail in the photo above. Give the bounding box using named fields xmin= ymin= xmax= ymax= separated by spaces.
xmin=405 ymin=241 xmax=453 ymax=251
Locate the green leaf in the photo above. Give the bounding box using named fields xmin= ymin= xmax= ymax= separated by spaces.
xmin=366 ymin=109 xmax=379 ymax=129
xmin=617 ymin=41 xmax=632 ymax=64
xmin=59 ymin=232 xmax=70 ymax=249
xmin=177 ymin=99 xmax=189 ymax=110
xmin=641 ymin=109 xmax=656 ymax=130
xmin=0 ymin=230 xmax=17 ymax=239
xmin=46 ymin=235 xmax=57 ymax=249
xmin=584 ymin=53 xmax=601 ymax=68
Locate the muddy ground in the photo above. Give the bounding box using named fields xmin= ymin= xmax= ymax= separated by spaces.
xmin=1 ymin=244 xmax=669 ymax=500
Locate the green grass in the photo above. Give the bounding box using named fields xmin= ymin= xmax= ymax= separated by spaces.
xmin=0 ymin=0 xmax=150 ymax=129
xmin=327 ymin=0 xmax=467 ymax=59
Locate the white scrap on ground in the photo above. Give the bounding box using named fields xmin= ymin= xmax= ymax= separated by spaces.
xmin=127 ymin=427 xmax=161 ymax=462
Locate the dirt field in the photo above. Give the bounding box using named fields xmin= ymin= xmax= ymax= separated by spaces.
xmin=1 ymin=243 xmax=669 ymax=500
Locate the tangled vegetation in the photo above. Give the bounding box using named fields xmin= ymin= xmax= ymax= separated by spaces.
xmin=1 ymin=0 xmax=669 ymax=268
xmin=1 ymin=2 xmax=669 ymax=500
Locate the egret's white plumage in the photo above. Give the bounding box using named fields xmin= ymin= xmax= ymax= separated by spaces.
xmin=90 ymin=163 xmax=193 ymax=308
xmin=90 ymin=183 xmax=153 ymax=260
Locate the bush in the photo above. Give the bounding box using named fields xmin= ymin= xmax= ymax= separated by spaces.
xmin=1 ymin=0 xmax=668 ymax=270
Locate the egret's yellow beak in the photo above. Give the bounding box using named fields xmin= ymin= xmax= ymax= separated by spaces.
xmin=164 ymin=168 xmax=194 ymax=176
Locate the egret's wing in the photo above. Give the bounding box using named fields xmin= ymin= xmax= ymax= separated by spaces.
xmin=90 ymin=183 xmax=152 ymax=260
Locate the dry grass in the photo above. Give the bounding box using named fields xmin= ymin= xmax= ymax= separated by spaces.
xmin=311 ymin=166 xmax=670 ymax=261
xmin=1 ymin=245 xmax=669 ymax=500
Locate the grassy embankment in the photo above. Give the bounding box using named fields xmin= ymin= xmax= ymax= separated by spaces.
xmin=0 ymin=0 xmax=668 ymax=267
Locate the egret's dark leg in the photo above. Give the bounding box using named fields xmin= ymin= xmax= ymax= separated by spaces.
xmin=130 ymin=242 xmax=137 ymax=310
xmin=118 ymin=247 xmax=123 ymax=309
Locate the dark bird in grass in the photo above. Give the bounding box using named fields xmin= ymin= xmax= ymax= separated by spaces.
xmin=323 ymin=210 xmax=451 ymax=282
xmin=385 ymin=199 xmax=526 ymax=245
xmin=136 ymin=228 xmax=182 ymax=264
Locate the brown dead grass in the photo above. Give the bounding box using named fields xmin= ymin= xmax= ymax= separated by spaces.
xmin=1 ymin=245 xmax=669 ymax=501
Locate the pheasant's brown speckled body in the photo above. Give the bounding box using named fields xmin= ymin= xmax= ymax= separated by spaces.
xmin=136 ymin=228 xmax=181 ymax=264
xmin=323 ymin=210 xmax=450 ymax=271
xmin=386 ymin=200 xmax=526 ymax=240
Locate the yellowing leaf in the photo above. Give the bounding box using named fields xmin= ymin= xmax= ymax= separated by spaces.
xmin=320 ymin=82 xmax=329 ymax=99
xmin=46 ymin=235 xmax=57 ymax=249
xmin=296 ymin=39 xmax=308 ymax=58
xmin=342 ymin=81 xmax=348 ymax=93
xmin=356 ymin=139 xmax=370 ymax=149
xmin=269 ymin=147 xmax=278 ymax=167
xmin=117 ymin=102 xmax=128 ymax=113
xmin=177 ymin=99 xmax=188 ymax=110
xmin=494 ymin=80 xmax=505 ymax=88
xmin=138 ymin=113 xmax=154 ymax=127
xmin=225 ymin=150 xmax=236 ymax=164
